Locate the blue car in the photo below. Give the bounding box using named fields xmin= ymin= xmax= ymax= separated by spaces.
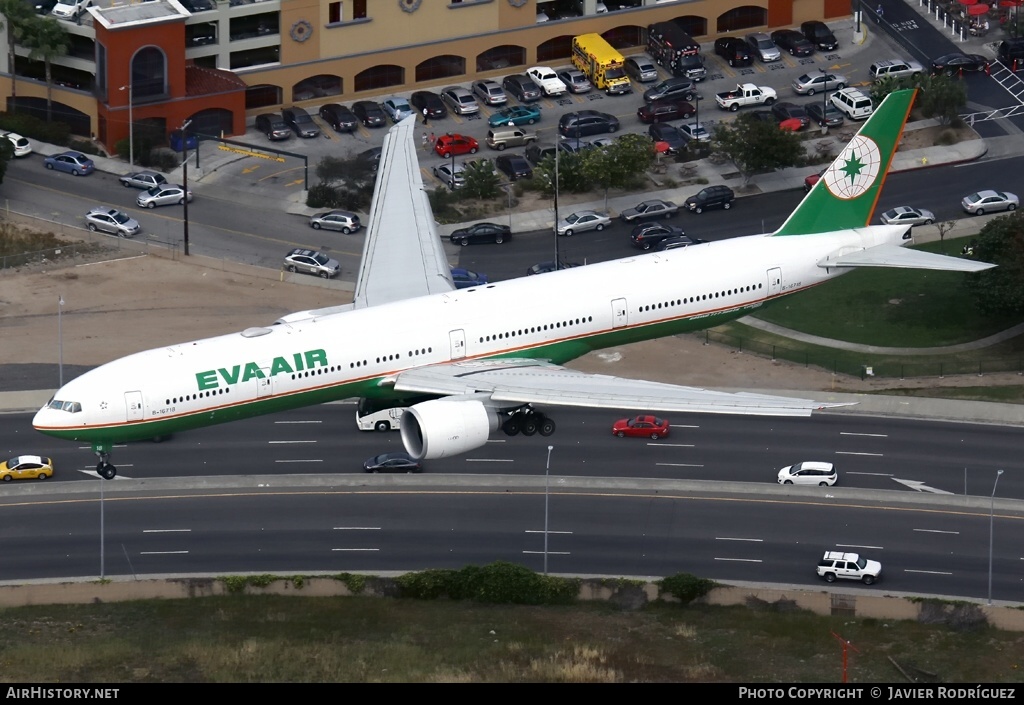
xmin=488 ymin=105 xmax=542 ymax=128
xmin=451 ymin=267 xmax=488 ymax=289
xmin=43 ymin=151 xmax=94 ymax=176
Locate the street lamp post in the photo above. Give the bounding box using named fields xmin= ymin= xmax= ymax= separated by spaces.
xmin=181 ymin=119 xmax=192 ymax=256
xmin=119 ymin=82 xmax=133 ymax=168
xmin=544 ymin=445 xmax=553 ymax=575
xmin=988 ymin=468 xmax=1004 ymax=605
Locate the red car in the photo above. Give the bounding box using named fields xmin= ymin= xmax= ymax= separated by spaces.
xmin=612 ymin=415 xmax=670 ymax=439
xmin=434 ymin=133 xmax=479 ymax=159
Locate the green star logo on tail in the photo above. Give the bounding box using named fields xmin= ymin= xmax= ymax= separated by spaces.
xmin=839 ymin=150 xmax=867 ymax=185
xmin=823 ymin=136 xmax=881 ymax=200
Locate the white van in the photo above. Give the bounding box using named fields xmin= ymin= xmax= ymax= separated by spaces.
xmin=830 ymin=87 xmax=873 ymax=121
xmin=355 ymin=396 xmax=433 ymax=432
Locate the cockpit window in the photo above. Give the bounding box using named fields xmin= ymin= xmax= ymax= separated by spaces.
xmin=47 ymin=399 xmax=82 ymax=413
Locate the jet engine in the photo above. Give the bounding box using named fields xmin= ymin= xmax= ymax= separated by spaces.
xmin=400 ymin=399 xmax=500 ymax=460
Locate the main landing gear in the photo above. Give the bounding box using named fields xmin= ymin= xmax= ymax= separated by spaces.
xmin=95 ymin=452 xmax=117 ymax=480
xmin=501 ymin=406 xmax=556 ymax=438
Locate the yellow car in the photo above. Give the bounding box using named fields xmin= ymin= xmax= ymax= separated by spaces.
xmin=1 ymin=455 xmax=54 ymax=482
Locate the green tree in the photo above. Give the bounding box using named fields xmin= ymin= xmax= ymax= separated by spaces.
xmin=531 ymin=150 xmax=588 ymax=196
xmin=16 ymin=15 xmax=70 ymax=122
xmin=711 ymin=113 xmax=804 ymax=184
xmin=0 ymin=0 xmax=34 ymax=113
xmin=461 ymin=158 xmax=501 ymax=200
xmin=915 ymin=74 xmax=967 ymax=126
xmin=963 ymin=212 xmax=1024 ymax=316
xmin=0 ymin=135 xmax=12 ymax=184
xmin=580 ymin=133 xmax=655 ymax=208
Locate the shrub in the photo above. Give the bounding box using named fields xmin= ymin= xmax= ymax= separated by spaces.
xmin=396 ymin=562 xmax=579 ymax=605
xmin=659 ymin=573 xmax=717 ymax=604
xmin=0 ymin=111 xmax=71 ymax=146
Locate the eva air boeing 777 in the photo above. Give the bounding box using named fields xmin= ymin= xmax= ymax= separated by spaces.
xmin=33 ymin=89 xmax=993 ymax=479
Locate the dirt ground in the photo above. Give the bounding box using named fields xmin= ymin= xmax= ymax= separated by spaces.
xmin=4 ymin=249 xmax=1019 ymax=395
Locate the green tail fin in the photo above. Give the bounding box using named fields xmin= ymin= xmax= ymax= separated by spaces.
xmin=773 ymin=88 xmax=917 ymax=236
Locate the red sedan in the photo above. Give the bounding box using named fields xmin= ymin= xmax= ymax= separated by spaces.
xmin=612 ymin=415 xmax=670 ymax=439
xmin=434 ymin=133 xmax=479 ymax=159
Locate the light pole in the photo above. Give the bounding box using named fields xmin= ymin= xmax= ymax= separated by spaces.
xmin=544 ymin=445 xmax=553 ymax=575
xmin=181 ymin=119 xmax=192 ymax=256
xmin=987 ymin=468 xmax=1004 ymax=605
xmin=119 ymin=82 xmax=133 ymax=168
xmin=57 ymin=295 xmax=64 ymax=387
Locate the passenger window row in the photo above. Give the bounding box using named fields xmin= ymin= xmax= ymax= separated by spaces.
xmin=167 ymin=387 xmax=230 ymax=405
xmin=478 ymin=316 xmax=594 ymax=344
xmin=639 ymin=283 xmax=763 ymax=314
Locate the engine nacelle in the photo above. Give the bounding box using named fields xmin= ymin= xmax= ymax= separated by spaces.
xmin=400 ymin=399 xmax=499 ymax=460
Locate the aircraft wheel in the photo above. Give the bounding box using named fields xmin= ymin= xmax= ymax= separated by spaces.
xmin=503 ymin=418 xmax=521 ymax=436
xmin=539 ymin=418 xmax=556 ymax=436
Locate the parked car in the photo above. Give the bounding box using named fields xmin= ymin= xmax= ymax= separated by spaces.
xmin=792 ymin=72 xmax=847 ymax=96
xmin=440 ymin=86 xmax=479 ymax=115
xmin=319 ymin=103 xmax=359 ymax=132
xmin=868 ymin=59 xmax=924 ymax=82
xmin=527 ymin=66 xmax=567 ymax=96
xmin=630 ymin=222 xmax=685 ymax=250
xmin=558 ymin=110 xmax=619 ymax=138
xmin=879 ymin=206 xmax=936 ymax=227
xmin=804 ymin=167 xmax=827 ymax=192
xmin=119 ymin=171 xmax=167 ymax=189
xmin=555 ymin=209 xmax=611 ymax=236
xmin=527 ymin=260 xmax=581 ymax=275
xmin=136 ymin=184 xmax=192 ymax=208
xmin=85 ymin=207 xmax=140 ymax=238
xmin=620 ymin=199 xmax=678 ymax=223
xmin=352 ymin=100 xmax=387 ymax=127
xmin=961 ymin=190 xmax=1019 ymax=215
xmin=801 ymin=20 xmax=838 ymax=51
xmin=472 ymin=79 xmax=507 ymax=106
xmin=309 ymin=210 xmax=361 ymax=233
xmin=931 ymin=52 xmax=990 ymax=75
xmin=486 ymin=127 xmax=538 ymax=150
xmin=411 ymin=90 xmax=448 ymax=119
xmin=806 ymin=102 xmax=845 ymax=127
xmin=654 ymin=234 xmax=706 ymax=251
xmin=643 ymin=77 xmax=697 ymax=103
xmin=830 ymin=87 xmax=874 ymax=121
xmin=502 ymin=74 xmax=543 ymax=103
xmin=624 ymin=56 xmax=659 ymax=83
xmin=495 ymin=153 xmax=533 ymax=181
xmin=434 ymin=133 xmax=479 ymax=159
xmin=381 ymin=96 xmax=415 ymax=123
xmin=43 ymin=151 xmax=94 ymax=176
xmin=50 ymin=0 xmax=90 ymax=20
xmin=363 ymin=451 xmax=422 ymax=473
xmin=648 ymin=122 xmax=686 ymax=154
xmin=356 ymin=147 xmax=382 ymax=172
xmin=714 ymin=37 xmax=753 ymax=67
xmin=432 ymin=162 xmax=466 ymax=190
xmin=744 ymin=32 xmax=782 ymax=62
xmin=449 ymin=222 xmax=512 ymax=246
xmin=488 ymin=104 xmax=542 ymax=127
xmin=680 ymin=122 xmax=711 ymax=143
xmin=685 ymin=185 xmax=735 ymax=213
xmin=525 ymin=142 xmax=557 ymax=165
xmin=771 ymin=101 xmax=810 ymax=129
xmin=770 ymin=29 xmax=815 ymax=57
xmin=0 ymin=130 xmax=32 ymax=157
xmin=283 ymin=248 xmax=340 ymax=278
xmin=637 ymin=98 xmax=694 ymax=124
xmin=255 ymin=113 xmax=292 ymax=140
xmin=816 ymin=551 xmax=881 ymax=585
xmin=777 ymin=461 xmax=837 ymax=486
xmin=0 ymin=455 xmax=53 ymax=481
xmin=451 ymin=267 xmax=488 ymax=289
xmin=282 ymin=106 xmax=320 ymax=138
xmin=557 ymin=69 xmax=592 ymax=94
xmin=612 ymin=415 xmax=670 ymax=439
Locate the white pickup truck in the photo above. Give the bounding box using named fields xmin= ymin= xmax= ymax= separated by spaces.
xmin=716 ymin=83 xmax=777 ymax=112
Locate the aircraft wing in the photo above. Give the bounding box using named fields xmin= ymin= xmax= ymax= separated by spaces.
xmin=352 ymin=116 xmax=456 ymax=308
xmin=390 ymin=358 xmax=849 ymax=416
xmin=820 ymin=244 xmax=995 ymax=272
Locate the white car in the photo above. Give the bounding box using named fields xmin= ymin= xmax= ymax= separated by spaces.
xmin=777 ymin=461 xmax=837 ymax=486
xmin=527 ymin=66 xmax=567 ymax=96
xmin=0 ymin=131 xmax=32 ymax=157
xmin=555 ymin=210 xmax=611 ymax=236
xmin=879 ymin=206 xmax=936 ymax=226
xmin=816 ymin=551 xmax=882 ymax=585
xmin=51 ymin=0 xmax=91 ymax=19
xmin=680 ymin=123 xmax=711 ymax=143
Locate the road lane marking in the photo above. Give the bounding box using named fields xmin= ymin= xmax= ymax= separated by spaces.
xmin=140 ymin=551 xmax=189 ymax=555
xmin=334 ymin=527 xmax=380 ymax=530
xmin=836 ymin=451 xmax=883 ymax=456
xmin=716 ymin=537 xmax=763 ymax=542
xmin=841 ymin=432 xmax=888 ymax=437
xmin=274 ymin=459 xmax=323 ymax=463
xmin=837 ymin=544 xmax=884 ymax=550
xmin=143 ymin=529 xmax=191 ymax=533
xmin=331 ymin=548 xmax=379 ymax=551
xmin=913 ymin=528 xmax=959 ymax=534
xmin=269 ymin=440 xmax=318 ymax=443
xmin=465 ymin=458 xmax=514 ymax=462
xmin=714 ymin=557 xmax=762 ymax=562
xmin=656 ymin=462 xmax=704 ymax=467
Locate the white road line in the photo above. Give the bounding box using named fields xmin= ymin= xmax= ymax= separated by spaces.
xmin=525 ymin=530 xmax=573 ymax=535
xmin=333 ymin=527 xmax=381 ymax=530
xmin=714 ymin=557 xmax=763 ymax=562
xmin=274 ymin=459 xmax=323 ymax=463
xmin=905 ymin=569 xmax=953 ymax=575
xmin=143 ymin=529 xmax=191 ymax=533
xmin=268 ymin=440 xmax=318 ymax=444
xmin=331 ymin=548 xmax=380 ymax=552
xmin=840 ymin=432 xmax=888 ymax=438
xmin=656 ymin=443 xmax=695 ymax=448
xmin=465 ymin=458 xmax=514 ymax=462
xmin=836 ymin=451 xmax=884 ymax=456
xmin=140 ymin=550 xmax=189 ymax=555
xmin=716 ymin=537 xmax=763 ymax=542
xmin=913 ymin=529 xmax=959 ymax=535
xmin=274 ymin=420 xmax=323 ymax=424
xmin=78 ymin=444 xmax=128 ymax=450
xmin=837 ymin=544 xmax=884 ymax=550
xmin=670 ymin=424 xmax=701 ymax=429
xmin=846 ymin=471 xmax=893 ymax=476
xmin=78 ymin=470 xmax=132 ymax=479
xmin=656 ymin=462 xmax=704 ymax=468
xmin=485 ymin=439 xmax=507 ymax=444
xmin=522 ymin=550 xmax=571 ymax=555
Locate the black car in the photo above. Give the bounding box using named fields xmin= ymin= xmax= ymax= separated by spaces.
xmin=637 ymin=98 xmax=695 ymax=124
xmin=654 ymin=234 xmax=706 ymax=251
xmin=356 ymin=147 xmax=382 ymax=173
xmin=801 ymin=20 xmax=838 ymax=51
xmin=642 ymin=77 xmax=697 ymax=103
xmin=684 ymin=185 xmax=735 ymax=214
xmin=770 ymin=29 xmax=815 ymax=57
xmin=931 ymin=52 xmax=990 ymax=75
xmin=352 ymin=100 xmax=387 ymax=127
xmin=410 ymin=90 xmax=448 ymax=120
xmin=319 ymin=103 xmax=358 ymax=132
xmin=282 ymin=107 xmax=320 ymax=138
xmin=525 ymin=143 xmax=557 ymax=165
xmin=630 ymin=222 xmax=685 ymax=250
xmin=363 ymin=451 xmax=422 ymax=473
xmin=527 ymin=260 xmax=581 ymax=275
xmin=495 ymin=154 xmax=533 ymax=181
xmin=502 ymin=74 xmax=543 ymax=103
xmin=714 ymin=37 xmax=753 ymax=67
xmin=557 ymin=110 xmax=619 ymax=138
xmin=806 ymin=101 xmax=845 ymax=128
xmin=771 ymin=101 xmax=810 ymax=129
xmin=648 ymin=123 xmax=686 ymax=154
xmin=448 ymin=222 xmax=512 ymax=246
xmin=254 ymin=113 xmax=291 ymax=141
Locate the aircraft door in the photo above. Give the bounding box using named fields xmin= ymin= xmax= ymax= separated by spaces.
xmin=124 ymin=391 xmax=144 ymax=422
xmin=611 ymin=298 xmax=628 ymax=328
xmin=449 ymin=329 xmax=466 ymax=360
xmin=256 ymin=369 xmax=272 ymax=398
xmin=767 ymin=268 xmax=782 ymax=297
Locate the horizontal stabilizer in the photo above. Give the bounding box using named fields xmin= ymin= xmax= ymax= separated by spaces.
xmin=819 ymin=244 xmax=996 ymax=272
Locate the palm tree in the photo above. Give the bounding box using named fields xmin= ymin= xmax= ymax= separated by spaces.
xmin=0 ymin=0 xmax=35 ymax=113
xmin=16 ymin=14 xmax=69 ymax=122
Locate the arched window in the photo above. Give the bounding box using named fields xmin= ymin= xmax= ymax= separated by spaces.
xmin=131 ymin=47 xmax=167 ymax=101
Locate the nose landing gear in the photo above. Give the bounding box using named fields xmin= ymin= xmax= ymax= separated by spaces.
xmin=95 ymin=452 xmax=117 ymax=480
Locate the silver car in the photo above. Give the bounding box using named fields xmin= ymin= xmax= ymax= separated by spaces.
xmin=961 ymin=190 xmax=1019 ymax=215
xmin=557 ymin=69 xmax=592 ymax=94
xmin=555 ymin=210 xmax=611 ymax=236
xmin=791 ymin=72 xmax=847 ymax=96
xmin=472 ymin=79 xmax=507 ymax=106
xmin=745 ymin=32 xmax=782 ymax=62
xmin=283 ymin=248 xmax=340 ymax=279
xmin=136 ymin=184 xmax=192 ymax=208
xmin=625 ymin=56 xmax=659 ymax=83
xmin=879 ymin=206 xmax=936 ymax=227
xmin=680 ymin=123 xmax=711 ymax=143
xmin=309 ymin=210 xmax=361 ymax=233
xmin=119 ymin=171 xmax=168 ymax=190
xmin=432 ymin=163 xmax=466 ymax=190
xmin=440 ymin=86 xmax=479 ymax=115
xmin=85 ymin=207 xmax=140 ymax=238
